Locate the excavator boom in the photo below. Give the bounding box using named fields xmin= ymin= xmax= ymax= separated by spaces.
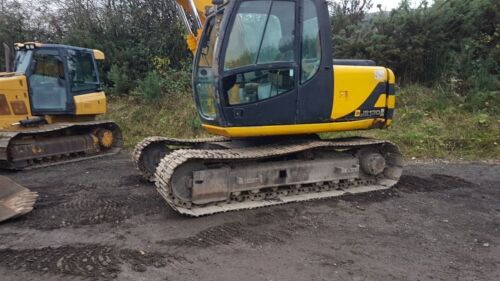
xmin=174 ymin=0 xmax=215 ymax=53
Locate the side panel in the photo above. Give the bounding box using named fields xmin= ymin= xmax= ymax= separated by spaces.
xmin=74 ymin=92 xmax=106 ymax=115
xmin=0 ymin=75 xmax=32 ymax=129
xmin=331 ymin=65 xmax=389 ymax=121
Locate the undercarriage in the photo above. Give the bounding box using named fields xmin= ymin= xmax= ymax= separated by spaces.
xmin=0 ymin=121 xmax=123 ymax=170
xmin=134 ymin=136 xmax=403 ymax=216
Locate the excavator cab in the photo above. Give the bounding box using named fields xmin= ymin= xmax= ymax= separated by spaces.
xmin=192 ymin=0 xmax=395 ymax=138
xmin=194 ymin=0 xmax=332 ymax=130
xmin=7 ymin=43 xmax=105 ymax=116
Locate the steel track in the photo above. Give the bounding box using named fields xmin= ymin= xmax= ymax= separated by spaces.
xmin=153 ymin=137 xmax=403 ymax=216
xmin=0 ymin=120 xmax=123 ymax=170
xmin=132 ymin=136 xmax=229 ymax=181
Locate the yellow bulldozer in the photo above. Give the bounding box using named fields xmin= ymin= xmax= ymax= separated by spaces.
xmin=0 ymin=42 xmax=122 ymax=221
xmin=133 ymin=0 xmax=403 ymax=216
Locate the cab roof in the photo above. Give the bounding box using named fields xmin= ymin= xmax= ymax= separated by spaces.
xmin=14 ymin=42 xmax=105 ymax=60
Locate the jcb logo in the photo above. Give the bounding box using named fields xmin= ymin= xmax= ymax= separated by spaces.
xmin=355 ymin=109 xmax=385 ymax=118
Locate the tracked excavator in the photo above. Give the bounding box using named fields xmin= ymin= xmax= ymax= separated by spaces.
xmin=133 ymin=0 xmax=403 ymax=216
xmin=0 ymin=42 xmax=122 ymax=221
xmin=0 ymin=42 xmax=122 ymax=169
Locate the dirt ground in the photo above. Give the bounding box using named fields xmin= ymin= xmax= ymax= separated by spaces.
xmin=0 ymin=152 xmax=498 ymax=281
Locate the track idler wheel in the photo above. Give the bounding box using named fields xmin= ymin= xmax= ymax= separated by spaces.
xmin=94 ymin=129 xmax=114 ymax=149
xmin=357 ymin=148 xmax=386 ymax=176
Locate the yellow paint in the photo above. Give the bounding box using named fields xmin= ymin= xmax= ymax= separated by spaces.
xmin=93 ymin=49 xmax=105 ymax=60
xmin=22 ymin=42 xmax=42 ymax=47
xmin=185 ymin=28 xmax=203 ymax=54
xmin=44 ymin=115 xmax=95 ymax=124
xmin=74 ymin=92 xmax=107 ymax=115
xmin=203 ymin=119 xmax=386 ymax=138
xmin=374 ymin=94 xmax=387 ymax=108
xmin=177 ymin=0 xmax=213 ymax=25
xmin=98 ymin=130 xmax=114 ymax=148
xmin=387 ymin=95 xmax=396 ymax=109
xmin=14 ymin=42 xmax=42 ymax=49
xmin=0 ymin=74 xmax=32 ymax=129
xmin=332 ymin=66 xmax=388 ymax=120
xmin=387 ymin=68 xmax=395 ymax=84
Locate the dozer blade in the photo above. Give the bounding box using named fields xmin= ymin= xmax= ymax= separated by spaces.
xmin=0 ymin=176 xmax=38 ymax=222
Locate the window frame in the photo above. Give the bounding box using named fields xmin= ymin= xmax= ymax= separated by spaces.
xmin=219 ymin=0 xmax=299 ymax=107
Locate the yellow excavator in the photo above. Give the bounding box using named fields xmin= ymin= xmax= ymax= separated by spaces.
xmin=133 ymin=0 xmax=403 ymax=216
xmin=0 ymin=42 xmax=122 ymax=169
xmin=0 ymin=42 xmax=122 ymax=221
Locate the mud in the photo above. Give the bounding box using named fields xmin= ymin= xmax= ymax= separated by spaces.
xmin=0 ymin=152 xmax=499 ymax=281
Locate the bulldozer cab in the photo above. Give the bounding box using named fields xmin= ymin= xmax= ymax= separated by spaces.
xmin=193 ymin=0 xmax=333 ymax=128
xmin=10 ymin=43 xmax=103 ymax=115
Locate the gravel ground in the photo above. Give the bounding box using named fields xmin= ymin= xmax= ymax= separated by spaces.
xmin=0 ymin=152 xmax=498 ymax=281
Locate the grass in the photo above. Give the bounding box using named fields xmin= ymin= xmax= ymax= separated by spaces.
xmin=103 ymin=93 xmax=208 ymax=147
xmin=103 ymin=85 xmax=500 ymax=160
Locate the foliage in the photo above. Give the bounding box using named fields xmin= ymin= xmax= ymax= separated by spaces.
xmin=102 ymin=93 xmax=205 ymax=148
xmin=133 ymin=71 xmax=163 ymax=103
xmin=132 ymin=58 xmax=191 ymax=103
xmin=107 ymin=64 xmax=132 ymax=96
xmin=0 ymin=0 xmax=190 ymax=92
xmin=323 ymin=85 xmax=500 ymax=160
xmin=330 ymin=0 xmax=499 ymax=93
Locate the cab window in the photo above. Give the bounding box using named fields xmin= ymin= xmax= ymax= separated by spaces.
xmin=29 ymin=49 xmax=68 ymax=111
xmin=301 ymin=0 xmax=321 ymax=83
xmin=224 ymin=68 xmax=295 ymax=105
xmin=66 ymin=50 xmax=99 ymax=93
xmin=224 ymin=0 xmax=295 ymax=70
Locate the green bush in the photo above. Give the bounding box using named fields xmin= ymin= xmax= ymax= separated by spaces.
xmin=133 ymin=71 xmax=163 ymax=103
xmin=160 ymin=69 xmax=191 ymax=96
xmin=107 ymin=64 xmax=133 ymax=96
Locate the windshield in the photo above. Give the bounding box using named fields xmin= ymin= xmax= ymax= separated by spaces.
xmin=224 ymin=1 xmax=295 ymax=70
xmin=13 ymin=50 xmax=33 ymax=73
xmin=193 ymin=15 xmax=220 ymax=120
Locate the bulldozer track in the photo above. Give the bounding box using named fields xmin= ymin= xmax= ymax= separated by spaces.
xmin=155 ymin=137 xmax=403 ymax=216
xmin=132 ymin=136 xmax=228 ymax=181
xmin=0 ymin=244 xmax=167 ymax=279
xmin=0 ymin=120 xmax=123 ymax=170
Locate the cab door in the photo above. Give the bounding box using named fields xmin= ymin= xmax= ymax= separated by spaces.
xmin=296 ymin=0 xmax=333 ymax=124
xmin=219 ymin=0 xmax=299 ymax=127
xmin=28 ymin=48 xmax=70 ymax=115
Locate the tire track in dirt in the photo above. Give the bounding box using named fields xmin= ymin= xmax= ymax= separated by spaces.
xmin=160 ymin=221 xmax=285 ymax=248
xmin=160 ymin=209 xmax=305 ymax=249
xmin=336 ymin=174 xmax=475 ymax=204
xmin=12 ymin=183 xmax=169 ymax=230
xmin=0 ymin=244 xmax=172 ymax=279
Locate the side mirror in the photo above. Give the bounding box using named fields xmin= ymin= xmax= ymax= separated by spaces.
xmin=2 ymin=43 xmax=13 ymax=72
